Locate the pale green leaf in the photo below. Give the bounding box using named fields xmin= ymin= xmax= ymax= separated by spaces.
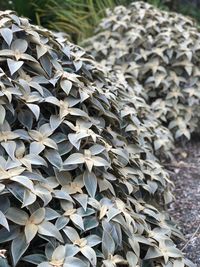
xmin=11 ymin=233 xmax=29 ymax=266
xmin=0 ymin=28 xmax=13 ymax=46
xmin=7 ymin=59 xmax=24 ymax=75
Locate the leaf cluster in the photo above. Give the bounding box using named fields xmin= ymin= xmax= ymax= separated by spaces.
xmin=85 ymin=1 xmax=200 ymax=139
xmin=0 ymin=8 xmax=193 ymax=267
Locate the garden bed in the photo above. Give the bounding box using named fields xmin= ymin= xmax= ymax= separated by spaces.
xmin=168 ymin=139 xmax=200 ymax=266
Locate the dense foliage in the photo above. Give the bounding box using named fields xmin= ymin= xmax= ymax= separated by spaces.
xmin=0 ymin=0 xmax=131 ymax=43
xmin=85 ymin=1 xmax=200 ymax=139
xmin=0 ymin=9 xmax=193 ymax=267
xmin=0 ymin=1 xmax=200 ymax=43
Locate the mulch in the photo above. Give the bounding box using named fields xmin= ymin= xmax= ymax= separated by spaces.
xmin=167 ymin=139 xmax=200 ymax=266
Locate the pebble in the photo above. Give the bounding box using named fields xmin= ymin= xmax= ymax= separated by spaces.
xmin=168 ymin=141 xmax=200 ymax=266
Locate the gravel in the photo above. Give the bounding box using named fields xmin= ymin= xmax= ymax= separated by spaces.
xmin=168 ymin=139 xmax=200 ymax=266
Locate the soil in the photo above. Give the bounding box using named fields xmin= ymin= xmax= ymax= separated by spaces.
xmin=167 ymin=139 xmax=200 ymax=266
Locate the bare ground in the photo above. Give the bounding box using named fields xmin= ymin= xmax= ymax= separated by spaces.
xmin=167 ymin=139 xmax=200 ymax=266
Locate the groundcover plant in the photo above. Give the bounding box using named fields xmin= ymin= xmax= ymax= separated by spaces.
xmin=0 ymin=9 xmax=194 ymax=267
xmin=85 ymin=1 xmax=200 ymax=140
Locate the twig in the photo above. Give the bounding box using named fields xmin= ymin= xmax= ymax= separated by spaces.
xmin=181 ymin=223 xmax=200 ymax=251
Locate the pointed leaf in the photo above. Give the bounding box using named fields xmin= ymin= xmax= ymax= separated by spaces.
xmin=11 ymin=233 xmax=29 ymax=266
xmin=0 ymin=28 xmax=13 ymax=46
xmin=7 ymin=59 xmax=24 ymax=75
xmin=60 ymin=79 xmax=72 ymax=95
xmin=63 ymin=226 xmax=79 ymax=243
xmin=10 ymin=176 xmax=34 ymax=192
xmin=6 ymin=207 xmax=28 ymax=225
xmin=63 ymin=153 xmax=84 ymax=165
xmin=25 ymin=223 xmax=38 ymax=243
xmin=38 ymin=221 xmax=63 ymax=243
xmin=83 ymin=171 xmax=97 ymax=197
xmin=0 ymin=211 xmax=9 ymax=230
xmin=80 ymin=246 xmax=96 ymax=266
xmin=26 ymin=104 xmax=40 ymax=120
xmin=45 ymin=149 xmax=62 ymax=169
